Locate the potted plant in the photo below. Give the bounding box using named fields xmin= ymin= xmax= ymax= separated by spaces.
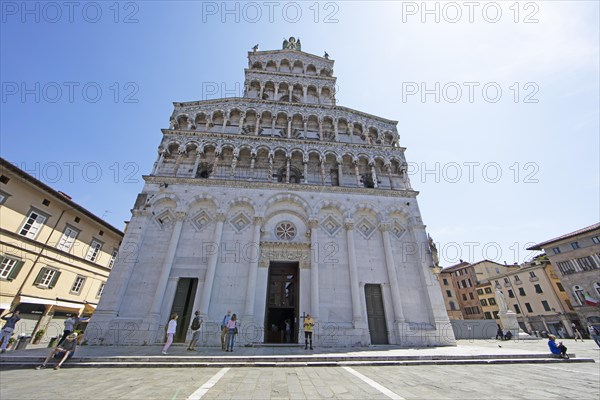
xmin=33 ymin=329 xmax=45 ymax=344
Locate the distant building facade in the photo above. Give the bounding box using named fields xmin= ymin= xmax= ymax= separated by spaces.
xmin=486 ymin=255 xmax=576 ymax=336
xmin=0 ymin=158 xmax=123 ymax=343
xmin=528 ymin=223 xmax=600 ymax=331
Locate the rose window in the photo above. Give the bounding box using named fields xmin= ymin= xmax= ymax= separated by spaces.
xmin=276 ymin=222 xmax=296 ymax=241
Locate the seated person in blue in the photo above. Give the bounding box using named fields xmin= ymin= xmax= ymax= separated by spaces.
xmin=36 ymin=332 xmax=78 ymax=370
xmin=547 ymin=334 xmax=568 ymax=358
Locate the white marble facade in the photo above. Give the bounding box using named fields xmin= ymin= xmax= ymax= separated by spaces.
xmin=91 ymin=40 xmax=455 ymax=347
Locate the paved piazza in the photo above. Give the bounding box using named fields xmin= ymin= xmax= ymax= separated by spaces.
xmin=1 ymin=340 xmax=599 ymax=399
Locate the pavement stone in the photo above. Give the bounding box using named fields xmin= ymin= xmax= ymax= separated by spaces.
xmin=0 ymin=340 xmax=598 ymax=399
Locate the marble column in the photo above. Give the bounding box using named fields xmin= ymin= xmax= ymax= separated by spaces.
xmin=199 ymin=212 xmax=226 ymax=316
xmin=337 ymin=161 xmax=343 ymax=187
xmin=370 ymin=164 xmax=378 ymax=189
xmin=354 ymin=162 xmax=361 ymax=187
xmin=303 ymin=86 xmax=308 ymax=103
xmin=148 ymin=212 xmax=186 ymax=318
xmin=386 ymin=164 xmax=395 ymax=190
xmin=380 ymin=223 xmax=405 ymax=322
xmin=254 ymin=117 xmax=261 ymax=135
xmin=334 ymin=119 xmax=339 ymax=141
xmin=192 ymin=151 xmax=202 ymax=178
xmin=259 ymin=83 xmax=264 ymax=99
xmin=271 ymin=119 xmax=276 ymax=137
xmin=303 ymin=161 xmax=308 ymax=184
xmin=230 ymin=154 xmax=238 ymax=178
xmin=319 ymin=119 xmax=323 ymax=141
xmin=287 ymin=117 xmax=292 ymax=138
xmin=309 ymin=219 xmax=320 ymax=319
xmin=249 ymin=154 xmax=256 ymax=181
xmin=152 ymin=151 xmax=165 ymax=175
xmin=344 ymin=220 xmax=363 ymax=324
xmin=268 ymin=156 xmax=273 ymax=182
xmin=221 ymin=118 xmax=228 ymax=133
xmin=320 ymin=159 xmax=326 ymax=185
xmin=244 ymin=217 xmax=263 ymax=319
xmin=210 ymin=151 xmax=220 ymax=178
xmin=238 ymin=115 xmax=245 ymax=134
xmin=286 ymin=157 xmax=291 ymax=183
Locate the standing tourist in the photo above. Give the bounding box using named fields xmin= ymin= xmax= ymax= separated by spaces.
xmin=225 ymin=313 xmax=238 ymax=352
xmin=221 ymin=309 xmax=231 ymax=351
xmin=0 ymin=311 xmax=20 ymax=353
xmin=187 ymin=311 xmax=202 ymax=351
xmin=58 ymin=315 xmax=76 ymax=346
xmin=303 ymin=313 xmax=315 ymax=350
xmin=162 ymin=313 xmax=178 ymax=355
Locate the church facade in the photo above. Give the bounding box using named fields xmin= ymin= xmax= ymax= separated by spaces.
xmin=91 ymin=39 xmax=455 ymax=347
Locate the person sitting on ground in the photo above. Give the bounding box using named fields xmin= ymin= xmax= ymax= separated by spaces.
xmin=504 ymin=330 xmax=513 ymax=340
xmin=547 ymin=334 xmax=568 ymax=359
xmin=36 ymin=332 xmax=78 ymax=370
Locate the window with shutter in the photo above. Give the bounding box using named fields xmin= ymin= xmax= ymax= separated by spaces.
xmin=0 ymin=257 xmax=24 ymax=280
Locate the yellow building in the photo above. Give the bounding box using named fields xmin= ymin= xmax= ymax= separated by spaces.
xmin=0 ymin=158 xmax=123 ymax=344
xmin=487 ymin=255 xmax=576 ymax=336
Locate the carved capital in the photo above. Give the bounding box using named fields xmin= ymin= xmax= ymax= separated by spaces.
xmin=344 ymin=220 xmax=354 ymax=230
xmin=308 ymin=219 xmax=319 ymax=229
xmin=215 ymin=213 xmax=226 ymax=222
xmin=174 ymin=211 xmax=187 ymax=221
xmin=379 ymin=222 xmax=391 ymax=232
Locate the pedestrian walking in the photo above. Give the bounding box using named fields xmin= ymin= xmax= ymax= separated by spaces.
xmin=187 ymin=311 xmax=202 ymax=351
xmin=225 ymin=313 xmax=238 ymax=352
xmin=58 ymin=315 xmax=76 ymax=346
xmin=221 ymin=309 xmax=231 ymax=351
xmin=547 ymin=334 xmax=569 ymax=358
xmin=0 ymin=310 xmax=20 ymax=353
xmin=588 ymin=325 xmax=600 ymax=348
xmin=495 ymin=324 xmax=503 ymax=340
xmin=162 ymin=313 xmax=178 ymax=355
xmin=572 ymin=323 xmax=584 ymax=341
xmin=303 ymin=313 xmax=315 ymax=350
xmin=35 ymin=332 xmax=78 ymax=370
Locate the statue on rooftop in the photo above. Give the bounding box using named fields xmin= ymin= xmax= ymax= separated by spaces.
xmin=282 ymin=36 xmax=301 ymax=51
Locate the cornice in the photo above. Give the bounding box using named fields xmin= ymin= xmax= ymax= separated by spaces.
xmin=160 ymin=129 xmax=407 ymax=152
xmin=143 ymin=175 xmax=419 ymax=198
xmin=172 ymin=97 xmax=399 ymax=126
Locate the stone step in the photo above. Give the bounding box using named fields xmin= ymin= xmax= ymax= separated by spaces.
xmin=0 ymin=354 xmax=594 ymax=368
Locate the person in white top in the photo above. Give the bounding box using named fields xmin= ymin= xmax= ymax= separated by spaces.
xmin=225 ymin=314 xmax=238 ymax=352
xmin=162 ymin=313 xmax=178 ymax=355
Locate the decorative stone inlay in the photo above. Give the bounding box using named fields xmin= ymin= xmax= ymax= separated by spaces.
xmin=390 ymin=221 xmax=407 ymax=240
xmin=275 ymin=221 xmax=296 ymax=241
xmin=356 ymin=217 xmax=376 ymax=239
xmin=191 ymin=210 xmax=213 ymax=232
xmin=154 ymin=210 xmax=175 ymax=228
xmin=230 ymin=212 xmax=252 ymax=233
xmin=320 ymin=215 xmax=342 ymax=237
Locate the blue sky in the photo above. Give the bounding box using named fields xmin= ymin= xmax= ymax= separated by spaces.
xmin=1 ymin=1 xmax=598 ymax=266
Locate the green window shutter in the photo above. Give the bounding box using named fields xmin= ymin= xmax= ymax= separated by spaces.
xmin=48 ymin=270 xmax=61 ymax=289
xmin=7 ymin=260 xmax=24 ymax=281
xmin=33 ymin=268 xmax=46 ymax=285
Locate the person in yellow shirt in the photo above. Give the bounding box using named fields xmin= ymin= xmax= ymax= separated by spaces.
xmin=303 ymin=314 xmax=315 ymax=350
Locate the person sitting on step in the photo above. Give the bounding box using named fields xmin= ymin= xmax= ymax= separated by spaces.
xmin=35 ymin=333 xmax=78 ymax=370
xmin=547 ymin=334 xmax=569 ymax=359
